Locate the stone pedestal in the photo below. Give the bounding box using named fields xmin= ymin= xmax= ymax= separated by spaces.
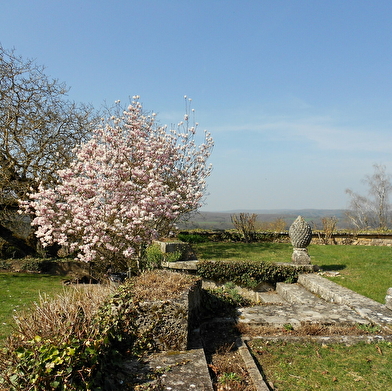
xmin=291 ymin=247 xmax=312 ymax=265
xmin=289 ymin=216 xmax=313 ymax=266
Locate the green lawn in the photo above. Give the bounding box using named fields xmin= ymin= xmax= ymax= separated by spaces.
xmin=194 ymin=242 xmax=392 ymax=303
xmin=0 ymin=273 xmax=67 ymax=341
xmin=249 ymin=339 xmax=392 ymax=390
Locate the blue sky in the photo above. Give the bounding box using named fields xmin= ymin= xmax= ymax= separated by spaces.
xmin=1 ymin=0 xmax=392 ymax=211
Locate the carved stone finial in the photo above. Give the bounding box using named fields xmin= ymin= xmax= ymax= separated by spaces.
xmin=289 ymin=215 xmax=312 ymax=265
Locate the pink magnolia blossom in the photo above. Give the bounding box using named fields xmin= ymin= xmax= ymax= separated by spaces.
xmin=21 ymin=98 xmax=213 ymax=270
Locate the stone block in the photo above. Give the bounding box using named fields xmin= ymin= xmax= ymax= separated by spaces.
xmin=154 ymin=240 xmax=197 ymax=261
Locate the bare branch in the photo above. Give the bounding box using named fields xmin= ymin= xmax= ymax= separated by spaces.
xmin=0 ymin=45 xmax=98 ymax=253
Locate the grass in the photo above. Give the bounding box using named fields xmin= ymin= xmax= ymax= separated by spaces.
xmin=0 ymin=272 xmax=68 ymax=341
xmin=194 ymin=241 xmax=292 ymax=263
xmin=248 ymin=339 xmax=392 ymax=390
xmin=193 ymin=242 xmax=392 ymax=303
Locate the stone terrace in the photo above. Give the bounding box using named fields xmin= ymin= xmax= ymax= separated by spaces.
xmin=147 ymin=271 xmax=392 ymax=390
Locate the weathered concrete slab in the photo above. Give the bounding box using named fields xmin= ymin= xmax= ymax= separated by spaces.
xmin=237 ymin=301 xmax=369 ymax=327
xmin=162 ymin=260 xmax=199 ymax=270
xmin=147 ymin=349 xmax=213 ymax=391
xmin=298 ymin=273 xmax=392 ymax=327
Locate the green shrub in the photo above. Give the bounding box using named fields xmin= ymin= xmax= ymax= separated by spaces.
xmin=145 ymin=243 xmax=165 ymax=269
xmin=177 ymin=233 xmax=209 ymax=243
xmin=1 ymin=335 xmax=109 ymax=390
xmin=144 ymin=244 xmax=182 ymax=270
xmin=0 ymin=285 xmax=126 ymax=390
xmin=22 ymin=258 xmax=54 ymax=273
xmin=0 ymin=259 xmax=11 ymax=270
xmin=197 ymin=259 xmax=311 ymax=289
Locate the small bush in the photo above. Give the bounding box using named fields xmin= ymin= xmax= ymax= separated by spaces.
xmin=197 ymin=259 xmax=311 ymax=289
xmin=145 ymin=244 xmax=181 ymax=270
xmin=145 ymin=243 xmax=165 ymax=269
xmin=231 ymin=213 xmax=258 ymax=243
xmin=0 ymin=260 xmax=11 ymax=270
xmin=21 ymin=258 xmax=54 ymax=273
xmin=0 ymin=285 xmax=120 ymax=390
xmin=177 ymin=233 xmax=209 ymax=243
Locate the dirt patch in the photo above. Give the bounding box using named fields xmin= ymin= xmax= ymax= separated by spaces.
xmin=237 ymin=322 xmax=392 ymax=338
xmin=200 ymin=321 xmax=256 ymax=390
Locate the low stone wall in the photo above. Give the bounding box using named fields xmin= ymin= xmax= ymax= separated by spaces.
xmin=134 ymin=279 xmax=202 ymax=351
xmin=311 ymin=235 xmax=392 ymax=246
xmin=178 ymin=230 xmax=392 ymax=246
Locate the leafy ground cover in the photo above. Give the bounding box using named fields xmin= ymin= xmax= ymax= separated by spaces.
xmin=248 ymin=339 xmax=392 ymax=390
xmin=193 ymin=242 xmax=392 ymax=303
xmin=0 ymin=272 xmax=67 ymax=341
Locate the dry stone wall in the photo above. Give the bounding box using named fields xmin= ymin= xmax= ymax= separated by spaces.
xmin=178 ymin=230 xmax=392 ymax=246
xmin=134 ymin=279 xmax=202 ymax=351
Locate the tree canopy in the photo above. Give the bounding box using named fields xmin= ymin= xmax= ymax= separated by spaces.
xmin=0 ymin=45 xmax=96 ymax=254
xmin=23 ymin=97 xmax=213 ymax=270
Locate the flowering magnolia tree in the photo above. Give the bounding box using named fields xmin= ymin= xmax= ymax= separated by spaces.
xmin=21 ymin=97 xmax=213 ymax=270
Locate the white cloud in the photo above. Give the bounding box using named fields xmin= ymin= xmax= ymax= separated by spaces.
xmin=210 ymin=114 xmax=390 ymax=153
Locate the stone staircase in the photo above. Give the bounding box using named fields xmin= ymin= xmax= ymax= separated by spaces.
xmin=143 ymin=273 xmax=392 ymax=390
xmin=238 ymin=273 xmax=392 ymax=329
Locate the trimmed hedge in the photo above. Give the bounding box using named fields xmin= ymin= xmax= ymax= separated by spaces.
xmin=178 ymin=230 xmax=289 ymax=243
xmin=197 ymin=259 xmax=311 ymax=289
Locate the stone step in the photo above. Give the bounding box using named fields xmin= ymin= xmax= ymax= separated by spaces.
xmin=237 ymin=301 xmax=368 ymax=328
xmin=276 ymin=282 xmax=325 ymax=305
xmin=298 ymin=274 xmax=392 ymax=327
xmin=257 ymin=291 xmax=287 ymax=304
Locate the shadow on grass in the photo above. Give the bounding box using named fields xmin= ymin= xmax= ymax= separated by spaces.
xmin=319 ymin=264 xmax=347 ymax=271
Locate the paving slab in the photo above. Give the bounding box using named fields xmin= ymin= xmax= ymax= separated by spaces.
xmin=162 ymin=260 xmax=199 ymax=271
xmin=147 ymin=349 xmax=213 ymax=391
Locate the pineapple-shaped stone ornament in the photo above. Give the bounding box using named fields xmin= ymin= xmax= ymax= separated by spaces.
xmin=289 ymin=216 xmax=312 ymax=265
